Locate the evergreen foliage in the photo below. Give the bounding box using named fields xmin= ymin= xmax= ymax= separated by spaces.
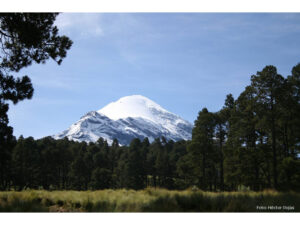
xmin=0 ymin=15 xmax=298 ymax=192
xmin=1 ymin=64 xmax=300 ymax=192
xmin=0 ymin=13 xmax=72 ymax=190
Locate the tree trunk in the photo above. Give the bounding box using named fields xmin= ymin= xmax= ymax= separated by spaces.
xmin=271 ymin=100 xmax=278 ymax=189
xmin=202 ymin=153 xmax=206 ymax=190
xmin=219 ymin=137 xmax=224 ymax=191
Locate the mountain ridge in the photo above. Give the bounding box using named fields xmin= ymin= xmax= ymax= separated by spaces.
xmin=53 ymin=95 xmax=193 ymax=145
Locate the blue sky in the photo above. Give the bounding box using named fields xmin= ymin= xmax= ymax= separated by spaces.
xmin=7 ymin=13 xmax=300 ymax=139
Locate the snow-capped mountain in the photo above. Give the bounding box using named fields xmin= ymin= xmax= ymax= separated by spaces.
xmin=53 ymin=95 xmax=193 ymax=145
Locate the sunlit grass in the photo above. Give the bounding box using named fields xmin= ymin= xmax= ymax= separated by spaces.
xmin=0 ymin=188 xmax=298 ymax=212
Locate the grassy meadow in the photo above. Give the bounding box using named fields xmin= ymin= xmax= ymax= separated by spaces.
xmin=0 ymin=188 xmax=299 ymax=212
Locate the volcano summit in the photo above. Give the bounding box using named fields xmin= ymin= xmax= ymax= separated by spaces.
xmin=53 ymin=95 xmax=193 ymax=145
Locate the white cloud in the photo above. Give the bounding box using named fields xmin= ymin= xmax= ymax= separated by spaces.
xmin=32 ymin=77 xmax=72 ymax=89
xmin=55 ymin=13 xmax=104 ymax=38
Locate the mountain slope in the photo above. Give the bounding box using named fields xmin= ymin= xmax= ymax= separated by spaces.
xmin=53 ymin=95 xmax=193 ymax=145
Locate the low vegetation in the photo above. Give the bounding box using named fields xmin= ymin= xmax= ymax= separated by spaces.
xmin=0 ymin=189 xmax=298 ymax=212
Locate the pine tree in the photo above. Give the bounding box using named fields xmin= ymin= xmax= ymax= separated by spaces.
xmin=124 ymin=138 xmax=145 ymax=189
xmin=214 ymin=110 xmax=227 ymax=191
xmin=90 ymin=168 xmax=112 ymax=190
xmin=251 ymin=65 xmax=285 ymax=189
xmin=0 ymin=13 xmax=72 ymax=190
xmin=11 ymin=136 xmax=40 ymax=190
xmin=188 ymin=108 xmax=216 ymax=190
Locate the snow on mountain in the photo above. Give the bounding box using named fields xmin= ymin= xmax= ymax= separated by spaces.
xmin=53 ymin=95 xmax=193 ymax=145
xmin=98 ymin=95 xmax=169 ymax=122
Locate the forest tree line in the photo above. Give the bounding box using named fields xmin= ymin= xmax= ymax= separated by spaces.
xmin=0 ymin=64 xmax=299 ymax=192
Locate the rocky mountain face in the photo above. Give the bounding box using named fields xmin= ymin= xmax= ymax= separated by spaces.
xmin=53 ymin=95 xmax=193 ymax=145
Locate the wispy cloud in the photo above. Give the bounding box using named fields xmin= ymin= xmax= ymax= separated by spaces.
xmin=32 ymin=77 xmax=72 ymax=89
xmin=30 ymin=97 xmax=78 ymax=106
xmin=55 ymin=13 xmax=103 ymax=38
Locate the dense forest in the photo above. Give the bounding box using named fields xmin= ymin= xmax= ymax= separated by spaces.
xmin=0 ymin=64 xmax=299 ymax=192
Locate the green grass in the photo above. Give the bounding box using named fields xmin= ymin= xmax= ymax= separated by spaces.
xmin=0 ymin=188 xmax=299 ymax=212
